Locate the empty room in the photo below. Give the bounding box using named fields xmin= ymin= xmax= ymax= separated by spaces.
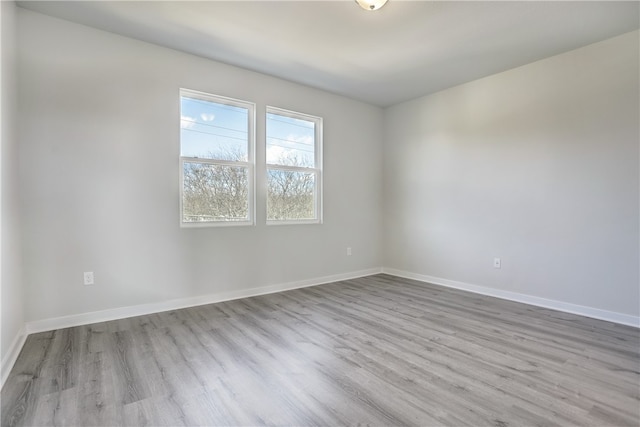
xmin=1 ymin=0 xmax=639 ymax=426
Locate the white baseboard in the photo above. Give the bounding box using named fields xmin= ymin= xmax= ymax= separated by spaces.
xmin=1 ymin=325 xmax=27 ymax=389
xmin=25 ymin=267 xmax=383 ymax=335
xmin=382 ymin=267 xmax=640 ymax=328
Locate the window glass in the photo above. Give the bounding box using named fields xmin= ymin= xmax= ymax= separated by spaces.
xmin=266 ymin=107 xmax=322 ymax=223
xmin=180 ymin=89 xmax=254 ymax=226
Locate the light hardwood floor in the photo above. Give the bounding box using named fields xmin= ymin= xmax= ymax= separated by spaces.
xmin=2 ymin=274 xmax=639 ymax=426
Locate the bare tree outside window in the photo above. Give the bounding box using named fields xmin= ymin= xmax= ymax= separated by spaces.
xmin=183 ymin=163 xmax=249 ymax=222
xmin=267 ymin=159 xmax=316 ymax=220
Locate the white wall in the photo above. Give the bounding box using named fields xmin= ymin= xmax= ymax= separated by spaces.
xmin=1 ymin=0 xmax=25 ymax=374
xmin=384 ymin=30 xmax=639 ymax=317
xmin=17 ymin=9 xmax=383 ymax=323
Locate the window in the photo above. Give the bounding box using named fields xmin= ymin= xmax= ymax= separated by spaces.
xmin=180 ymin=89 xmax=254 ymax=226
xmin=266 ymin=107 xmax=322 ymax=223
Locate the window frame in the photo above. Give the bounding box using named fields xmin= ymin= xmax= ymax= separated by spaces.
xmin=265 ymin=106 xmax=323 ymax=225
xmin=179 ymin=89 xmax=256 ymax=227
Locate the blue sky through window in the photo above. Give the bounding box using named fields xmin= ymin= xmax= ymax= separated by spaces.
xmin=180 ymin=95 xmax=316 ymax=168
xmin=180 ymin=96 xmax=248 ymax=161
xmin=266 ymin=113 xmax=315 ymax=168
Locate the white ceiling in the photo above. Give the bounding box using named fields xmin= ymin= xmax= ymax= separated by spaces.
xmin=16 ymin=1 xmax=640 ymax=107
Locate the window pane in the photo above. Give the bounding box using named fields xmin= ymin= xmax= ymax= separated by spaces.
xmin=267 ymin=168 xmax=316 ymax=220
xmin=181 ymin=96 xmax=248 ymax=161
xmin=183 ymin=162 xmax=249 ymax=222
xmin=266 ymin=113 xmax=315 ymax=168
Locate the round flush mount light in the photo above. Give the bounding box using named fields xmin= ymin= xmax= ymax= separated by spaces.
xmin=355 ymin=0 xmax=388 ymax=11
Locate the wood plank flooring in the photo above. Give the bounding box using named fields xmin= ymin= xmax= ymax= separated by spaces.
xmin=2 ymin=274 xmax=639 ymax=426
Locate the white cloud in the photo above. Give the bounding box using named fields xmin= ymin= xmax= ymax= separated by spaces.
xmin=267 ymin=144 xmax=313 ymax=167
xmin=200 ymin=113 xmax=215 ymax=122
xmin=287 ymin=134 xmax=313 ymax=146
xmin=181 ymin=115 xmax=196 ymax=129
xmin=266 ymin=145 xmax=287 ymax=163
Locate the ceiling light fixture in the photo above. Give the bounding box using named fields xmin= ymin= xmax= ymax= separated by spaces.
xmin=355 ymin=0 xmax=388 ymax=11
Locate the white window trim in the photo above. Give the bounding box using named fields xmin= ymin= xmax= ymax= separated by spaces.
xmin=266 ymin=106 xmax=323 ymax=225
xmin=179 ymin=89 xmax=256 ymax=227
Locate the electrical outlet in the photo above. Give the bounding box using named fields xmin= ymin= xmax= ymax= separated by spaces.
xmin=84 ymin=271 xmax=94 ymax=285
xmin=493 ymin=258 xmax=501 ymax=269
xmin=346 ymin=247 xmax=352 ymax=256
